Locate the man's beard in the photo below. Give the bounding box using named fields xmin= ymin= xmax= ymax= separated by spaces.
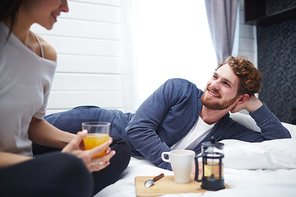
xmin=201 ymin=89 xmax=238 ymax=110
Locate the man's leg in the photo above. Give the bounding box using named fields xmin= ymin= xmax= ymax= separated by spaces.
xmin=92 ymin=136 xmax=131 ymax=194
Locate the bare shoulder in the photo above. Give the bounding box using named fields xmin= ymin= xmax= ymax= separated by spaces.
xmin=36 ymin=34 xmax=57 ymax=61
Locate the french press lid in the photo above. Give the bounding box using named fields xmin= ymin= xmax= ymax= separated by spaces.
xmin=201 ymin=136 xmax=224 ymax=150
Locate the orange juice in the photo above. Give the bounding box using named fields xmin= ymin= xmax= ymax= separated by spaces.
xmin=83 ymin=133 xmax=109 ymax=158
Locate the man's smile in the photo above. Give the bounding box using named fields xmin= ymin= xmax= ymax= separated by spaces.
xmin=207 ymin=88 xmax=221 ymax=98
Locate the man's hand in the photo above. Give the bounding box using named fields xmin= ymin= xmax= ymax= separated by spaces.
xmin=231 ymin=95 xmax=263 ymax=113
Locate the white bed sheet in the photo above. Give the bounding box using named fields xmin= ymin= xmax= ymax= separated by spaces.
xmin=96 ymin=114 xmax=296 ymax=197
xmin=96 ymin=138 xmax=296 ymax=197
xmin=95 ymin=156 xmax=173 ymax=197
xmin=96 ymin=156 xmax=296 ymax=197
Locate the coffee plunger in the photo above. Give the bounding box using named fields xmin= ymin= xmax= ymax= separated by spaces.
xmin=194 ymin=136 xmax=225 ymax=191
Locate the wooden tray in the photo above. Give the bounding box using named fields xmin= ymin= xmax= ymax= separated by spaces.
xmin=135 ymin=175 xmax=229 ymax=197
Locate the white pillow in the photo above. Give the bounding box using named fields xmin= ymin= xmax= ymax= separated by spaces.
xmin=229 ymin=112 xmax=260 ymax=132
xmin=222 ymin=139 xmax=296 ymax=170
xmin=230 ymin=112 xmax=296 ymax=138
xmin=282 ymin=122 xmax=296 ymax=138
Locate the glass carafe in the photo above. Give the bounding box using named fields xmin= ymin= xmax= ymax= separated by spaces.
xmin=194 ymin=136 xmax=225 ymax=191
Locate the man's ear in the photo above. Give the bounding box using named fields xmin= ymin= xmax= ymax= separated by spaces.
xmin=236 ymin=94 xmax=249 ymax=104
xmin=230 ymin=94 xmax=250 ymax=113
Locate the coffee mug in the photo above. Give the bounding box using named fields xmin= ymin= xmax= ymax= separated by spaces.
xmin=161 ymin=150 xmax=195 ymax=183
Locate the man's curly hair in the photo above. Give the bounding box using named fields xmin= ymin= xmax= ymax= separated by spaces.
xmin=217 ymin=56 xmax=262 ymax=96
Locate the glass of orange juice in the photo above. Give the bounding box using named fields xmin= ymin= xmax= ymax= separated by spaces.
xmin=82 ymin=121 xmax=110 ymax=158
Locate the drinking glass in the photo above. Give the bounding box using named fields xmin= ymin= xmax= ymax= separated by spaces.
xmin=82 ymin=121 xmax=110 ymax=158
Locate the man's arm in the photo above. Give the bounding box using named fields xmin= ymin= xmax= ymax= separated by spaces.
xmin=126 ymin=80 xmax=176 ymax=170
xmin=126 ymin=79 xmax=201 ymax=170
xmin=250 ymin=103 xmax=291 ymax=139
xmin=231 ymin=95 xmax=263 ymax=113
xmin=229 ymin=95 xmax=291 ymax=140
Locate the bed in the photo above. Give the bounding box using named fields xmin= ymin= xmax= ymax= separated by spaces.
xmin=95 ymin=113 xmax=296 ymax=197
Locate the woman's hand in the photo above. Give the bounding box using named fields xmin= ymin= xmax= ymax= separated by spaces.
xmin=62 ymin=130 xmax=116 ymax=173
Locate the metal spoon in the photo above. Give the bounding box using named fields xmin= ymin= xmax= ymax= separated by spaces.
xmin=144 ymin=173 xmax=164 ymax=188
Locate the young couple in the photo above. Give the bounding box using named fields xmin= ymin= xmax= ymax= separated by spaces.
xmin=0 ymin=0 xmax=290 ymax=196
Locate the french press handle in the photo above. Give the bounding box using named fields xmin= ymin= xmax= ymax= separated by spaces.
xmin=194 ymin=155 xmax=203 ymax=182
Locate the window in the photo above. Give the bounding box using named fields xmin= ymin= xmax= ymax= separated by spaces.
xmin=135 ymin=0 xmax=217 ymax=106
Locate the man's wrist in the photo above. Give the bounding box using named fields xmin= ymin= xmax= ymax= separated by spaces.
xmin=246 ymin=98 xmax=263 ymax=113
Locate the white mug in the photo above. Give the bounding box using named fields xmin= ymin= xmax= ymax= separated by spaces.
xmin=161 ymin=150 xmax=195 ymax=183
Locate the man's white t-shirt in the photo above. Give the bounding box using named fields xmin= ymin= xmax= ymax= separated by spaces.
xmin=171 ymin=116 xmax=216 ymax=150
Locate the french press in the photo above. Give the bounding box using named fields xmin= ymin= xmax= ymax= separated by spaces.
xmin=194 ymin=136 xmax=225 ymax=191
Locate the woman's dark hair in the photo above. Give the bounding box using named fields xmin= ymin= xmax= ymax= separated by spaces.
xmin=0 ymin=0 xmax=22 ymax=40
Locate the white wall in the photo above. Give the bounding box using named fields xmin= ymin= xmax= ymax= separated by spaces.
xmin=135 ymin=0 xmax=217 ymax=106
xmin=237 ymin=0 xmax=257 ymax=67
xmin=31 ymin=0 xmax=124 ymax=115
xmin=31 ymin=0 xmax=256 ymax=115
xmin=236 ymin=0 xmax=257 ymax=114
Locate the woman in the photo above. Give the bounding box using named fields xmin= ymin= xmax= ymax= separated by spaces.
xmin=0 ymin=1 xmax=130 ymax=196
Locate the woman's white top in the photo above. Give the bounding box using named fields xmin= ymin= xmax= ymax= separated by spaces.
xmin=0 ymin=22 xmax=57 ymax=156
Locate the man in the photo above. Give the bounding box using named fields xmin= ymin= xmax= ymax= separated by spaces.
xmin=43 ymin=56 xmax=291 ymax=170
